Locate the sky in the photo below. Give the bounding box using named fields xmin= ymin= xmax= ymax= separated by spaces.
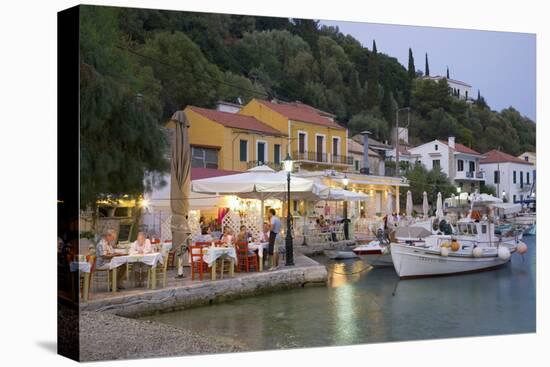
xmin=321 ymin=20 xmax=536 ymax=121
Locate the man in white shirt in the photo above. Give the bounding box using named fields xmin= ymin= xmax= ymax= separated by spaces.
xmin=129 ymin=232 xmax=152 ymax=287
xmin=267 ymin=208 xmax=282 ymax=270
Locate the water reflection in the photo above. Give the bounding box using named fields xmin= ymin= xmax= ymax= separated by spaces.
xmin=142 ymin=236 xmax=536 ymax=351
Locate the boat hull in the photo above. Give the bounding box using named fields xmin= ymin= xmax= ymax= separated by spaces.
xmin=390 ymin=243 xmax=511 ymax=279
xmin=364 ymin=253 xmax=393 ymax=267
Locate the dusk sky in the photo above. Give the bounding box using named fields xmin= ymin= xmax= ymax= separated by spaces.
xmin=321 ymin=20 xmax=536 ymax=121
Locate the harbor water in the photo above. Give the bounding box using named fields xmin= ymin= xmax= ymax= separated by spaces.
xmin=142 ymin=236 xmax=536 ymax=350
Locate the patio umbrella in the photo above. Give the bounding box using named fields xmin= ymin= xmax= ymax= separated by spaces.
xmin=422 ymin=191 xmax=429 ymax=218
xmin=435 ymin=192 xmax=444 ymax=220
xmin=406 ymin=190 xmax=413 ymax=218
xmin=168 ymin=111 xmax=191 ymax=249
xmin=386 ymin=192 xmax=393 ymax=215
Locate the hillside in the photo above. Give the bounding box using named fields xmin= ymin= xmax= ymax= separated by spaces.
xmin=82 ymin=5 xmax=535 ymax=159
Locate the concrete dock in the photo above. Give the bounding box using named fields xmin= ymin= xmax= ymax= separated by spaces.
xmin=80 ymin=253 xmax=327 ymax=317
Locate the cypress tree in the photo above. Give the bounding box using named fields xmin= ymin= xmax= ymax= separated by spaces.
xmin=425 ymin=53 xmax=430 ymax=76
xmin=446 ymin=66 xmax=449 ymax=78
xmin=366 ymin=40 xmax=380 ymax=109
xmin=477 ymin=89 xmax=481 ymax=102
xmin=408 ymin=48 xmax=416 ymax=80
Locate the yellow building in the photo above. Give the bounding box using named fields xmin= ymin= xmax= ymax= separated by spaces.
xmin=240 ymin=99 xmax=351 ymax=171
xmin=185 ymin=106 xmax=288 ymax=172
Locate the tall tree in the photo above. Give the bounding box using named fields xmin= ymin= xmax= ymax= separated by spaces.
xmin=425 ymin=52 xmax=430 ymax=76
xmin=407 ymin=48 xmax=416 ymax=80
xmin=366 ymin=40 xmax=379 ymax=109
xmin=446 ymin=66 xmax=449 ymax=78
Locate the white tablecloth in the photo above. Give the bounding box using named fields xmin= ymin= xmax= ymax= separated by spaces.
xmin=201 ymin=247 xmax=237 ymax=266
xmin=248 ymin=242 xmax=268 ymax=259
xmin=70 ymin=261 xmax=91 ymax=273
xmin=109 ymin=252 xmax=164 ymax=269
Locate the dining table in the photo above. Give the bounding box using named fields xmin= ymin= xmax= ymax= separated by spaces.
xmin=248 ymin=242 xmax=269 ymax=271
xmin=69 ymin=260 xmax=91 ymax=301
xmin=193 ymin=246 xmax=237 ymax=280
xmin=109 ymin=252 xmax=164 ymax=292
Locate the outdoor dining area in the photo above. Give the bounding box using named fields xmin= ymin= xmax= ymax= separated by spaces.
xmin=63 ymin=160 xmax=377 ymax=302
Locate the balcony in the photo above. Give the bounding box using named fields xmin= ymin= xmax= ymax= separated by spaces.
xmin=455 ymin=170 xmax=485 ymax=180
xmin=293 ymin=151 xmax=353 ymax=166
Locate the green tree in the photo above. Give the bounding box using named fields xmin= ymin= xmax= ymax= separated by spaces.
xmin=446 ymin=66 xmax=450 ymax=78
xmin=408 ymin=48 xmax=416 ymax=80
xmin=79 ymin=5 xmax=169 ymax=210
xmin=425 ymin=53 xmax=430 ymax=76
xmin=365 ymin=40 xmax=380 ymax=109
xmin=348 ymin=111 xmax=390 ymax=141
xmin=405 ymin=163 xmax=455 ymax=205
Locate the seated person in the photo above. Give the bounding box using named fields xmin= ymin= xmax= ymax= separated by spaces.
xmin=195 ymin=227 xmax=213 ymax=243
xmin=220 ymin=227 xmax=234 ymax=244
xmin=237 ymin=225 xmax=253 ymax=243
xmin=129 ymin=232 xmax=152 ymax=255
xmin=259 ymin=222 xmax=270 ymax=242
xmin=96 ymin=229 xmax=126 ymax=289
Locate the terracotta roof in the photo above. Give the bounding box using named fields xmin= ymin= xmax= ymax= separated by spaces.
xmin=256 ymin=99 xmax=344 ymax=129
xmin=439 ymin=140 xmax=481 ymax=155
xmin=188 ymin=106 xmax=285 ymax=136
xmin=480 ymin=150 xmax=534 ymax=165
xmin=347 ymin=139 xmax=380 ymax=157
xmin=191 ymin=167 xmax=241 ymax=180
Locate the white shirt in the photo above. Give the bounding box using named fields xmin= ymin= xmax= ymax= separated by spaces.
xmin=129 ymin=239 xmax=152 ymax=255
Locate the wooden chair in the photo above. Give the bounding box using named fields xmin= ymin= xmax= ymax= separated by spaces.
xmin=147 ymin=251 xmax=169 ymax=289
xmin=189 ymin=245 xmax=208 ymax=280
xmin=82 ymin=255 xmax=96 ymax=300
xmin=235 ymin=241 xmax=259 ymax=272
xmin=214 ymin=242 xmax=233 ymax=278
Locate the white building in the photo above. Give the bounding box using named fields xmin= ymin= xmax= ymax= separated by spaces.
xmin=422 ymin=75 xmax=473 ymax=101
xmin=407 ymin=136 xmax=484 ymax=192
xmin=480 ymin=150 xmax=535 ymax=203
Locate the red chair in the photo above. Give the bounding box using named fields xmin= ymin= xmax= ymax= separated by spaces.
xmin=189 ymin=245 xmax=208 ymax=280
xmin=235 ymin=241 xmax=259 ymax=273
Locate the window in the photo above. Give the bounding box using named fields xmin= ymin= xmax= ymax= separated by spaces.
xmin=527 ymin=172 xmax=530 ymax=185
xmin=513 ymin=195 xmax=517 ymax=203
xmin=470 ymin=183 xmax=475 ymax=191
xmin=513 ymin=171 xmax=517 ymax=184
xmin=524 ymin=156 xmax=529 ymax=162
xmin=298 ymin=133 xmax=306 ymax=153
xmin=520 ymin=171 xmax=524 ymax=188
xmin=192 ymin=146 xmax=218 ymax=168
xmin=257 ymin=141 xmax=266 ymax=163
xmin=354 ymin=160 xmax=359 ymax=171
xmin=457 ymin=159 xmax=464 ymax=172
xmin=239 ymin=140 xmax=248 ymax=162
xmin=520 ymin=195 xmax=524 ymax=202
xmin=332 ymin=137 xmax=339 ymax=157
xmin=432 ymin=159 xmax=440 ymax=169
xmin=494 ymin=170 xmax=500 ymax=184
xmin=465 ymin=90 xmax=468 ymax=99
xmin=481 ymin=225 xmax=487 ymax=234
xmin=274 ymin=144 xmax=281 ymax=165
xmin=316 ymin=135 xmax=325 ymax=162
xmin=469 ymin=161 xmax=475 ymax=172
xmin=435 ymin=144 xmax=438 ymax=151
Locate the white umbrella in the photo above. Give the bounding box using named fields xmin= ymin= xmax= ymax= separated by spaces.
xmin=406 ymin=190 xmax=413 ymax=218
xmin=386 ymin=192 xmax=393 ymax=215
xmin=422 ymin=191 xmax=429 ymax=218
xmin=435 ymin=192 xmax=444 ymax=220
xmin=325 ymin=188 xmax=369 ymax=201
xmin=192 ymin=165 xmax=315 ymax=199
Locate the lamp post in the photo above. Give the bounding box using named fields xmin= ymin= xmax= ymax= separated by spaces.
xmin=457 ymin=186 xmax=462 ymax=207
xmin=283 ymin=153 xmax=294 ymax=266
xmin=342 ymin=174 xmax=350 ymax=240
xmin=395 ymin=107 xmax=410 ymax=177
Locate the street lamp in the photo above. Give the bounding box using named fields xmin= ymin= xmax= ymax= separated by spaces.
xmin=283 ymin=153 xmax=294 ymax=266
xmin=342 ymin=174 xmax=350 ymax=240
xmin=502 ymin=190 xmax=506 ymax=202
xmin=457 ymin=186 xmax=462 ymax=206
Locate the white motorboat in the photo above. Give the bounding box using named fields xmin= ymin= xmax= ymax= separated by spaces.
xmin=353 ymin=240 xmax=393 ymax=267
xmin=324 ymin=250 xmax=359 ymax=260
xmin=390 ymin=241 xmax=515 ymax=278
xmin=389 ymin=217 xmax=526 ymax=278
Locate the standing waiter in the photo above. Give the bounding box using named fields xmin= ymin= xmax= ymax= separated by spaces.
xmin=267 ymin=208 xmax=282 ymax=270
